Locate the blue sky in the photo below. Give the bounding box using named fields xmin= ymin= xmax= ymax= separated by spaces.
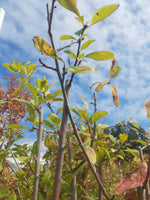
xmin=1 ymin=0 xmax=150 ymax=144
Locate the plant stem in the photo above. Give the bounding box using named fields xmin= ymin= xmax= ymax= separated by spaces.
xmin=33 ymin=106 xmax=43 ymax=200
xmin=68 ymin=137 xmax=77 ymax=200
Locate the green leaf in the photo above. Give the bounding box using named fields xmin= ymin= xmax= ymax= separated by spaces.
xmin=80 ymin=96 xmax=88 ymax=111
xmin=60 ymin=35 xmax=76 ymax=40
xmin=91 ymin=4 xmax=119 ymax=25
xmin=75 ymin=15 xmax=84 ymax=25
xmin=2 ymin=63 xmax=18 ymax=73
xmin=0 ymin=152 xmax=10 ymax=171
xmin=32 ymin=141 xmax=38 ymax=155
xmin=75 ymin=28 xmax=84 ymax=36
xmin=81 ymin=39 xmax=95 ymax=50
xmin=75 ymin=106 xmax=88 ymax=121
xmin=119 ymin=133 xmax=128 ymax=144
xmin=86 ymin=51 xmax=115 ymax=61
xmin=131 ymin=140 xmax=147 ymax=146
xmin=48 ymin=114 xmax=61 ymax=128
xmin=58 ymin=0 xmax=80 ymax=16
xmin=0 ymin=188 xmax=9 ymax=198
xmin=43 ymin=119 xmax=55 ymax=130
xmin=56 ymin=107 xmax=63 ymax=115
xmin=89 ymin=111 xmax=108 ymax=124
xmin=33 ymin=36 xmax=59 ymax=59
xmin=7 ymin=194 xmax=16 ymax=200
xmin=53 ymin=89 xmax=62 ymax=97
xmin=42 ymin=171 xmax=51 ymax=184
xmin=95 ymin=124 xmax=109 ymax=132
xmin=109 ymin=135 xmax=118 ymax=145
xmin=67 ymin=66 xmax=98 ymax=74
xmin=76 ymin=162 xmax=87 ymax=174
xmin=64 ymin=50 xmax=76 ymax=59
xmin=18 ymin=156 xmax=29 ymax=162
xmin=84 ymin=196 xmax=95 ymax=200
xmin=7 ymin=124 xmax=28 ymax=130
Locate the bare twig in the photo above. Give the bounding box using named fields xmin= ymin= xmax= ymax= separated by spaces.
xmin=57 ymin=40 xmax=79 ymax=52
xmin=91 ymin=91 xmax=97 ymax=147
xmin=39 ymin=58 xmax=56 ymax=71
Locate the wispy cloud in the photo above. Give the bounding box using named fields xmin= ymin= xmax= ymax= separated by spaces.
xmin=0 ymin=0 xmax=150 ymax=131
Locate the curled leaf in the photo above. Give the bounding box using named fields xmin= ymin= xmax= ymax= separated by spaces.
xmin=86 ymin=146 xmax=97 ymax=164
xmin=144 ymin=100 xmax=150 ymax=119
xmin=58 ymin=0 xmax=80 ymax=16
xmin=112 ymin=86 xmax=119 ymax=107
xmin=116 ymin=162 xmax=148 ymax=195
xmin=91 ymin=4 xmax=119 ymax=25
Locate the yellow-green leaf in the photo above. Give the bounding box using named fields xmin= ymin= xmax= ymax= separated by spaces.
xmin=7 ymin=124 xmax=28 ymax=130
xmin=58 ymin=0 xmax=80 ymax=16
xmin=81 ymin=39 xmax=95 ymax=50
xmin=144 ymin=100 xmax=150 ymax=119
xmin=86 ymin=146 xmax=96 ymax=164
xmin=75 ymin=15 xmax=84 ymax=24
xmin=64 ymin=50 xmax=76 ymax=59
xmin=33 ymin=36 xmax=58 ymax=59
xmin=60 ymin=35 xmax=76 ymax=40
xmin=119 ymin=133 xmax=128 ymax=144
xmin=86 ymin=51 xmax=115 ymax=61
xmin=91 ymin=4 xmax=119 ymax=25
xmin=112 ymin=86 xmax=119 ymax=107
xmin=67 ymin=66 xmax=98 ymax=74
xmin=89 ymin=111 xmax=108 ymax=124
xmin=95 ymin=82 xmax=103 ymax=92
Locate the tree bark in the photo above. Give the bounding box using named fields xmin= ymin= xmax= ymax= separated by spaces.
xmin=52 ymin=80 xmax=71 ymax=200
xmin=33 ymin=106 xmax=43 ymax=200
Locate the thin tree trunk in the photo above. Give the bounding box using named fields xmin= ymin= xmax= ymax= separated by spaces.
xmin=33 ymin=106 xmax=43 ymax=200
xmin=52 ymin=80 xmax=71 ymax=200
xmin=68 ymin=137 xmax=77 ymax=200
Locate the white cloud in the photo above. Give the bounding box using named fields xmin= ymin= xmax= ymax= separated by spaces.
xmin=1 ymin=0 xmax=150 ymax=131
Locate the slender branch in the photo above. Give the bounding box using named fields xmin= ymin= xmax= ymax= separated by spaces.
xmin=39 ymin=59 xmax=56 ymax=71
xmin=91 ymin=91 xmax=97 ymax=147
xmin=5 ymin=160 xmax=30 ymax=189
xmin=46 ymin=2 xmax=110 ymax=199
xmin=33 ymin=106 xmax=43 ymax=200
xmin=57 ymin=40 xmax=79 ymax=52
xmin=46 ymin=101 xmax=55 ymax=114
xmin=69 ymin=25 xmax=87 ymax=85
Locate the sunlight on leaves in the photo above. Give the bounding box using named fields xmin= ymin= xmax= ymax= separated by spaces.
xmin=91 ymin=4 xmax=119 ymax=25
xmin=86 ymin=51 xmax=115 ymax=61
xmin=60 ymin=35 xmax=76 ymax=40
xmin=58 ymin=0 xmax=80 ymax=16
xmin=67 ymin=66 xmax=98 ymax=73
